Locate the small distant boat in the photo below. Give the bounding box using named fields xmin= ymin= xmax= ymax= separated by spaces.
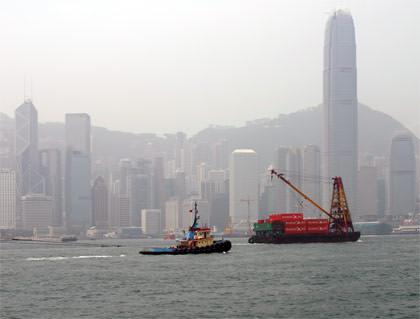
xmin=140 ymin=203 xmax=231 ymax=255
xmin=61 ymin=235 xmax=77 ymax=242
xmin=392 ymin=225 xmax=420 ymax=235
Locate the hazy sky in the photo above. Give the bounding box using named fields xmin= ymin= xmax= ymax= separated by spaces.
xmin=1 ymin=0 xmax=419 ymax=137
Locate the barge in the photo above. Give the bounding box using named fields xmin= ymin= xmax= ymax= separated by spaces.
xmin=248 ymin=169 xmax=360 ymax=244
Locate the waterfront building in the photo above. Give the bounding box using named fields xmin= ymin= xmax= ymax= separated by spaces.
xmin=389 ymin=133 xmax=416 ymax=218
xmin=229 ymin=149 xmax=258 ymax=226
xmin=119 ymin=194 xmax=130 ymax=227
xmin=141 ymin=209 xmax=161 ymax=234
xmin=0 ymin=169 xmax=16 ymax=229
xmin=39 ymin=149 xmax=62 ymax=226
xmin=92 ymin=176 xmax=108 ymax=229
xmin=323 ymin=10 xmax=358 ymax=215
xmin=21 ymin=194 xmax=52 ymax=234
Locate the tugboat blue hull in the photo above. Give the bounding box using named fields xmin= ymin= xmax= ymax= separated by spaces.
xmin=139 ymin=240 xmax=232 ymax=255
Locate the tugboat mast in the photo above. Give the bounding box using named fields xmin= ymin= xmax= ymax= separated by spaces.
xmin=186 ymin=202 xmax=200 ymax=240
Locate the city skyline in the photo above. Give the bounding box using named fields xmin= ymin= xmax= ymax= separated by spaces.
xmin=0 ymin=6 xmax=418 ymax=238
xmin=1 ymin=1 xmax=418 ymax=137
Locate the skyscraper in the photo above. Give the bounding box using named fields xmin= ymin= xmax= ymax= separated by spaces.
xmin=0 ymin=169 xmax=16 ymax=229
xmin=0 ymin=114 xmax=15 ymax=170
xmin=92 ymin=176 xmax=108 ymax=229
xmin=389 ymin=133 xmax=416 ymax=218
xmin=65 ymin=114 xmax=91 ymax=231
xmin=15 ymin=99 xmax=43 ymax=195
xmin=229 ymin=149 xmax=258 ymax=227
xmin=65 ymin=150 xmax=91 ymax=229
xmin=65 ymin=114 xmax=91 ymax=155
xmin=323 ymin=10 xmax=358 ymax=214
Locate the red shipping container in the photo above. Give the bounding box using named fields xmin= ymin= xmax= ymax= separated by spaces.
xmin=257 ymin=219 xmax=264 ymax=224
xmin=269 ymin=213 xmax=303 ymax=221
xmin=307 ymin=226 xmax=329 ymax=233
xmin=305 ymin=219 xmax=329 ymax=226
xmin=284 ymin=220 xmax=306 ymax=226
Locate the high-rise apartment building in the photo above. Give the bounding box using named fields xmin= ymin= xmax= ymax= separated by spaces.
xmin=323 ymin=10 xmax=358 ymax=215
xmin=0 ymin=169 xmax=16 ymax=229
xmin=92 ymin=176 xmax=108 ymax=229
xmin=21 ymin=194 xmax=52 ymax=234
xmin=389 ymin=133 xmax=416 ymax=217
xmin=229 ymin=149 xmax=258 ymax=226
xmin=15 ymin=99 xmax=43 ymax=195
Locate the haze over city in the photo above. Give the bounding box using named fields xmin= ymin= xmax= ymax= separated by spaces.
xmin=1 ymin=0 xmax=419 ymax=136
xmin=1 ymin=2 xmax=419 ymax=319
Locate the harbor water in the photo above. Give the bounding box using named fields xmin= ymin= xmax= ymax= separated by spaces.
xmin=1 ymin=235 xmax=419 ymax=318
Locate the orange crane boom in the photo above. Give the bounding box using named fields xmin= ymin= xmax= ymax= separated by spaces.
xmin=270 ymin=169 xmax=335 ymax=220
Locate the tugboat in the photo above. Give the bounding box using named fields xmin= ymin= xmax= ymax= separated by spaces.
xmin=140 ymin=203 xmax=232 ymax=255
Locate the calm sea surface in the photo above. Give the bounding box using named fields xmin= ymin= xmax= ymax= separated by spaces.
xmin=1 ymin=235 xmax=419 ymax=319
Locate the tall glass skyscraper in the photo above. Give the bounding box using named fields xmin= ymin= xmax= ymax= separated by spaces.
xmin=323 ymin=10 xmax=358 ymax=215
xmin=15 ymin=99 xmax=43 ymax=195
xmin=65 ymin=113 xmax=91 ymax=231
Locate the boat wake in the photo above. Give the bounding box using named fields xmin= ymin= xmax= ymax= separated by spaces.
xmin=26 ymin=255 xmax=124 ymax=261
